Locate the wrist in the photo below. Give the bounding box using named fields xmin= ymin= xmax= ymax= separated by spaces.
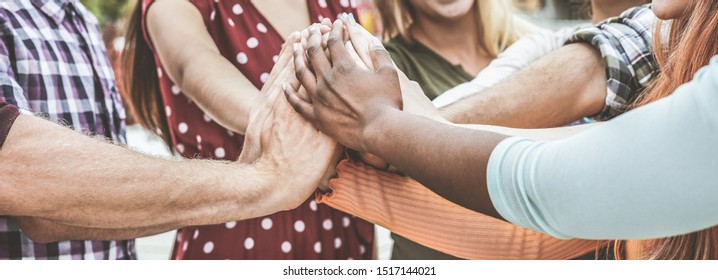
xmin=242 ymin=161 xmax=286 ymax=214
xmin=360 ymin=105 xmax=399 ymax=156
xmin=439 ymin=106 xmax=460 ymax=123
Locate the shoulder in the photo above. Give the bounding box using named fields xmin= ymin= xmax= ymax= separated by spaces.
xmin=73 ymin=2 xmax=100 ymax=26
xmin=0 ymin=1 xmax=29 ymax=36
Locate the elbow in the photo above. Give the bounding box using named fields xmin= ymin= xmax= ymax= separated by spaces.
xmin=16 ymin=217 xmax=67 ymax=244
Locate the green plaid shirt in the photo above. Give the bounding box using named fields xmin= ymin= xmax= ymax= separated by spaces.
xmin=568 ymin=5 xmax=660 ymax=121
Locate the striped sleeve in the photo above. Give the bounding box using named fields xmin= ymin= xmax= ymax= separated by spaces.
xmin=318 ymin=159 xmax=605 ymax=259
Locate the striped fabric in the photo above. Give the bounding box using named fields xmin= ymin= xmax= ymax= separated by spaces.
xmin=0 ymin=0 xmax=133 ymax=259
xmin=319 ymin=160 xmax=606 ymax=260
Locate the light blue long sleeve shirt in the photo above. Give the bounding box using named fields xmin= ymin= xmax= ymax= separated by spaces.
xmin=487 ymin=55 xmax=718 ymax=240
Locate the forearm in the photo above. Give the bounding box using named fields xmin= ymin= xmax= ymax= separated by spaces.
xmin=174 ymin=50 xmax=258 ymax=133
xmin=0 ymin=115 xmax=280 ymax=229
xmin=363 ymin=109 xmax=507 ymax=218
xmin=147 ymin=0 xmax=257 ymax=134
xmin=321 ymin=160 xmax=602 ymax=259
xmin=441 ymin=43 xmax=606 ymax=128
xmin=16 ymin=217 xmax=173 ymax=243
xmin=488 ymin=58 xmax=718 ymax=239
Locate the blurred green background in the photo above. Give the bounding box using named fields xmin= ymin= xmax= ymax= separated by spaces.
xmin=80 ymin=0 xmax=132 ymax=28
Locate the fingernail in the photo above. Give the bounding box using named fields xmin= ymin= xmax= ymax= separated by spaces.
xmin=348 ymin=13 xmax=357 ymax=25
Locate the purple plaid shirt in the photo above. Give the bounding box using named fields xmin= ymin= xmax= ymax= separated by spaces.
xmin=0 ymin=0 xmax=134 ymax=259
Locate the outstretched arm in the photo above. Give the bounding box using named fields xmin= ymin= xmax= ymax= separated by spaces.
xmin=0 ymin=36 xmax=336 ymax=242
xmin=291 ymin=20 xmax=718 ymax=240
xmin=439 ymin=43 xmax=606 ymax=128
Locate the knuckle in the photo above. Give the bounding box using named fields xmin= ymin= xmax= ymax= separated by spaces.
xmin=306 ymin=45 xmax=323 ymax=57
xmin=326 ymin=36 xmax=342 ymax=48
xmin=373 ymin=48 xmax=391 ymax=59
xmin=295 ymin=67 xmax=308 ymax=80
xmin=335 ymin=61 xmax=353 ymax=73
xmin=320 ymin=72 xmax=336 ymax=87
xmin=378 ymin=65 xmax=397 ymax=75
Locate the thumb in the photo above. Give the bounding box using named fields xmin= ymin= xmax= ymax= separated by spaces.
xmin=369 ymin=36 xmax=394 ymax=71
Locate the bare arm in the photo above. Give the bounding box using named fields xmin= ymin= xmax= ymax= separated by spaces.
xmin=440 ymin=43 xmax=607 ymax=128
xmin=145 ymin=0 xmax=258 ymax=133
xmin=15 ymin=217 xmax=175 ymax=244
xmin=0 ymin=114 xmax=276 ymax=229
xmin=0 ymin=40 xmax=334 ymax=242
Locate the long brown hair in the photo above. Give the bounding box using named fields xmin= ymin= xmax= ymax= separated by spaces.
xmin=616 ymin=0 xmax=718 ymax=260
xmin=122 ymin=1 xmax=172 ymax=147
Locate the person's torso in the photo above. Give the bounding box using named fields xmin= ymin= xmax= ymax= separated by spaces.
xmin=0 ymin=0 xmax=132 ymax=260
xmin=385 ymin=36 xmax=475 ymax=101
xmin=141 ymin=0 xmax=375 ymax=260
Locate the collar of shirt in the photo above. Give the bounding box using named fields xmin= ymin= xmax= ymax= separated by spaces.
xmin=30 ymin=0 xmax=75 ymax=25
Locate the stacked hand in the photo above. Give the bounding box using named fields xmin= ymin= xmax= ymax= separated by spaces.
xmin=239 ymin=32 xmax=341 ymax=211
xmin=285 ymin=15 xmax=446 ymax=171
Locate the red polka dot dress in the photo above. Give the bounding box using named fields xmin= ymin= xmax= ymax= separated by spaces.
xmin=141 ymin=0 xmax=374 ymax=259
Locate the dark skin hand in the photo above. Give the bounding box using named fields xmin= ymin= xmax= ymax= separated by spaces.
xmin=285 ymin=20 xmax=509 ymax=219
xmin=286 ymin=20 xmax=402 ymax=151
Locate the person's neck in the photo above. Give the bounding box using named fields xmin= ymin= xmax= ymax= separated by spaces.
xmin=410 ymin=10 xmax=488 ymax=75
xmin=591 ymin=1 xmax=646 ymax=23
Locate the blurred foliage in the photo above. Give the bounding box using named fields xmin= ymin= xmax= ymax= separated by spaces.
xmin=80 ymin=0 xmax=133 ymax=27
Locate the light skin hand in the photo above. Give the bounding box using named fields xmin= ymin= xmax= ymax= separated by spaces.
xmin=239 ymin=32 xmax=300 ymax=164
xmin=285 ymin=20 xmax=403 ymax=153
xmin=254 ymin=80 xmax=341 ymax=210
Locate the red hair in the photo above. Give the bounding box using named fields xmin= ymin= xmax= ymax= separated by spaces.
xmin=617 ymin=0 xmax=718 ymax=260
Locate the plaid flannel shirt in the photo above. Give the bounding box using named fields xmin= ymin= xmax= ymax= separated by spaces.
xmin=0 ymin=0 xmax=133 ymax=259
xmin=568 ymin=5 xmax=660 ymax=121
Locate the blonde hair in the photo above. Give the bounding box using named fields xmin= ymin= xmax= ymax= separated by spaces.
xmin=375 ymin=0 xmax=538 ymax=57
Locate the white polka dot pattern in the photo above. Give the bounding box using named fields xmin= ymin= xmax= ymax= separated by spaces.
xmin=232 ymin=4 xmax=243 ymax=15
xmin=215 ymin=147 xmax=226 ymax=158
xmin=322 ymin=219 xmax=333 ymax=230
xmin=281 ymin=241 xmax=292 ymax=253
xmin=203 ymin=241 xmax=214 ymax=254
xmin=155 ymin=0 xmax=369 ymax=260
xmin=178 ymin=122 xmax=188 ymax=134
xmin=314 ymin=241 xmax=322 ymax=254
xmin=261 ymin=218 xmax=273 ymax=230
xmin=294 ymin=220 xmax=306 ymax=232
xmin=257 ymin=23 xmax=267 ymax=33
xmin=244 ymin=237 xmax=254 ymax=250
xmin=247 ymin=37 xmax=259 ymax=48
xmin=334 ymin=237 xmax=342 ymax=249
xmin=236 ymin=52 xmax=248 ymax=64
